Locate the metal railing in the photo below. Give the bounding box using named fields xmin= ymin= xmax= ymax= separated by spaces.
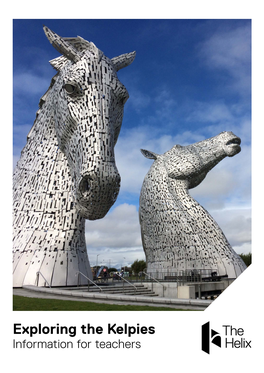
xmin=36 ymin=271 xmax=51 ymax=288
xmin=143 ymin=272 xmax=166 ymax=297
xmin=143 ymin=268 xmax=223 ymax=283
xmin=77 ymin=271 xmax=104 ymax=292
xmin=115 ymin=273 xmax=138 ymax=293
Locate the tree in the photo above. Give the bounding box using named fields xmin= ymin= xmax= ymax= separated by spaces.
xmin=108 ymin=267 xmax=118 ymax=273
xmin=239 ymin=253 xmax=252 ymax=267
xmin=131 ymin=259 xmax=146 ymax=274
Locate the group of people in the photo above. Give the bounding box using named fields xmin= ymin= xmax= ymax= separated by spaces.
xmin=113 ymin=270 xmax=124 ymax=280
xmin=93 ymin=268 xmax=125 ymax=282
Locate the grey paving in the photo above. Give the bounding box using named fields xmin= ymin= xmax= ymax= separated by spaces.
xmin=13 ymin=286 xmax=211 ymax=310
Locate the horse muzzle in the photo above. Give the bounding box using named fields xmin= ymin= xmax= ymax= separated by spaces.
xmin=76 ymin=169 xmax=121 ymax=220
xmin=224 ymin=133 xmax=241 ymax=157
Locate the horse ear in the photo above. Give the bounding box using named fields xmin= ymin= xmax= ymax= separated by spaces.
xmin=49 ymin=55 xmax=69 ymax=71
xmin=43 ymin=25 xmax=81 ymax=63
xmin=140 ymin=149 xmax=158 ymax=160
xmin=111 ymin=51 xmax=136 ymax=71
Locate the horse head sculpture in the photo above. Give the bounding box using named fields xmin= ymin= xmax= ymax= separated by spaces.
xmin=13 ymin=26 xmax=135 ymax=287
xmin=139 ymin=132 xmax=246 ymax=279
xmin=141 ymin=131 xmax=241 ymax=189
xmin=43 ymin=26 xmax=136 ymax=219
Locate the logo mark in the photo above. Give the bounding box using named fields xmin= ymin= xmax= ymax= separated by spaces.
xmin=201 ymin=322 xmax=221 ymax=354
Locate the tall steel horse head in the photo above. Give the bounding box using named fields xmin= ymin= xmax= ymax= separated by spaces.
xmin=12 ymin=26 xmax=135 ymax=287
xmin=43 ymin=26 xmax=136 ymax=219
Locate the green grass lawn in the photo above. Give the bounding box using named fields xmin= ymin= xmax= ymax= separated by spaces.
xmin=13 ymin=295 xmax=192 ymax=311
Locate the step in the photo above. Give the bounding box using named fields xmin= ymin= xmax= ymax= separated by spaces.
xmin=68 ymin=285 xmax=146 ymax=292
xmin=109 ymin=289 xmax=156 ymax=295
xmin=103 ymin=286 xmax=147 ymax=293
xmin=123 ymin=292 xmax=159 ymax=297
xmin=61 ymin=284 xmax=159 ymax=297
xmin=107 ymin=288 xmax=159 ymax=296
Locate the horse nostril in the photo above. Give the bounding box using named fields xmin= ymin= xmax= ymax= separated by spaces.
xmin=79 ymin=175 xmax=93 ymax=197
xmin=78 ymin=172 xmax=120 ymax=202
xmin=115 ymin=174 xmax=121 ymax=186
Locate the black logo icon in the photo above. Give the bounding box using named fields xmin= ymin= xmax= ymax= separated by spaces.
xmin=201 ymin=322 xmax=221 ymax=354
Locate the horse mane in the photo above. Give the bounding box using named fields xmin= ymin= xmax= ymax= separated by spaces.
xmin=36 ymin=36 xmax=102 ymax=115
xmin=25 ymin=72 xmax=59 ymax=142
xmin=38 ymin=74 xmax=58 ymax=109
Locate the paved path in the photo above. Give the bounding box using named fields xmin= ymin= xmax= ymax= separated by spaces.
xmin=13 ymin=286 xmax=212 ymax=310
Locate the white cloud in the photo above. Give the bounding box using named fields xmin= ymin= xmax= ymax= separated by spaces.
xmin=13 ymin=72 xmax=51 ymax=95
xmin=85 ymin=203 xmax=144 ymax=268
xmin=197 ymin=25 xmax=251 ymax=95
xmin=87 ymin=246 xmax=145 ymax=269
xmin=186 ymin=101 xmax=235 ymax=124
xmin=200 ymin=26 xmax=250 ymax=70
xmin=233 ymin=243 xmax=252 ymax=256
xmin=13 ymin=123 xmax=32 ymax=139
xmin=127 ymin=88 xmax=151 ymax=113
xmin=208 ymin=207 xmax=251 ymax=255
xmin=185 ymin=101 xmax=251 ymax=141
xmin=190 ymin=143 xmax=251 ymax=208
xmin=86 ymin=204 xmax=141 ymax=248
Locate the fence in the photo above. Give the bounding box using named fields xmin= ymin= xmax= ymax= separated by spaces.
xmin=123 ymin=268 xmax=222 ymax=284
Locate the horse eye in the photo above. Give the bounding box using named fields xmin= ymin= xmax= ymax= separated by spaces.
xmin=64 ymin=84 xmax=76 ymax=94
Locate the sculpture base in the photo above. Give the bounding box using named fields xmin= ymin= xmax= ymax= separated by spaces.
xmin=13 ymin=249 xmax=92 ymax=287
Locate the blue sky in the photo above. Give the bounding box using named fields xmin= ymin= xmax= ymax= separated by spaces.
xmin=13 ymin=19 xmax=251 ymax=269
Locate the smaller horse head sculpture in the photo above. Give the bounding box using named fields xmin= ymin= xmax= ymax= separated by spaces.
xmin=42 ymin=26 xmax=135 ymax=220
xmin=141 ymin=131 xmax=241 ymax=190
xmin=140 ymin=131 xmax=245 ymax=278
